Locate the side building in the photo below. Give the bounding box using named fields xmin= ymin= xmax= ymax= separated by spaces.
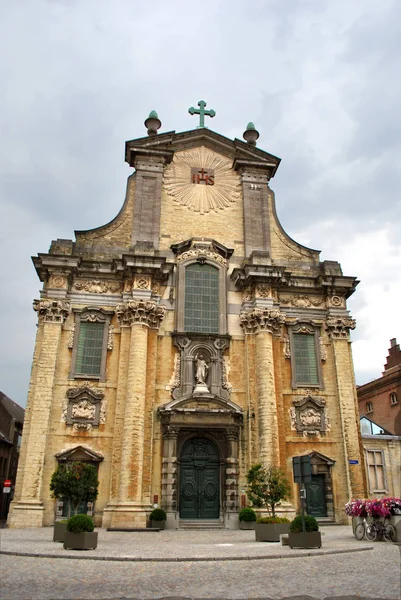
xmin=8 ymin=110 xmax=367 ymax=529
xmin=0 ymin=392 xmax=24 ymax=520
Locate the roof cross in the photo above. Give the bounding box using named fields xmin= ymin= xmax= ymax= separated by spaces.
xmin=188 ymin=100 xmax=216 ymax=128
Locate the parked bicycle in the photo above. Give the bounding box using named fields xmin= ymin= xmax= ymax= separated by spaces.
xmin=365 ymin=518 xmax=396 ymax=542
xmin=354 ymin=517 xmax=369 ymax=541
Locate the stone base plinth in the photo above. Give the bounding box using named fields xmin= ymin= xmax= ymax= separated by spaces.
xmin=102 ymin=504 xmax=149 ymax=529
xmin=7 ymin=501 xmax=45 ymax=528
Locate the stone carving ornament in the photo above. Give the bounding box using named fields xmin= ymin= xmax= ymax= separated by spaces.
xmin=326 ymin=316 xmax=356 ymax=339
xmin=240 ymin=308 xmax=286 ymax=335
xmin=133 ymin=275 xmax=151 ymax=290
xmin=63 ymin=385 xmax=105 ymax=429
xmin=164 ymin=147 xmax=241 ymax=213
xmin=290 ymin=395 xmax=329 ymax=436
xmin=74 ymin=280 xmax=122 ymax=294
xmin=33 ymin=298 xmax=70 ymax=323
xmin=279 ymin=294 xmax=323 ymax=308
xmin=116 ymin=300 xmax=165 ymax=329
xmin=177 ymin=248 xmax=226 ymax=266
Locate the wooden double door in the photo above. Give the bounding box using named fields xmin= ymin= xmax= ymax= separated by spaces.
xmin=179 ymin=437 xmax=220 ymax=519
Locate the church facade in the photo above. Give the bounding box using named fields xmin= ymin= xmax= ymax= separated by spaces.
xmin=8 ymin=107 xmax=367 ymax=529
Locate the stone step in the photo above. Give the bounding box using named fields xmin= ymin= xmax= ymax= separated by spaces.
xmin=179 ymin=520 xmax=225 ymax=530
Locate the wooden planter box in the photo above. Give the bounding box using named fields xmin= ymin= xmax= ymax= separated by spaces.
xmin=289 ymin=531 xmax=322 ymax=548
xmin=240 ymin=521 xmax=256 ymax=530
xmin=255 ymin=523 xmax=290 ymax=542
xmin=53 ymin=522 xmax=67 ymax=543
xmin=151 ymin=520 xmax=165 ymax=530
xmin=63 ymin=531 xmax=98 ymax=550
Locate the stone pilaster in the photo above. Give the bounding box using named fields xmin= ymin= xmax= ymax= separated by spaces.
xmin=224 ymin=427 xmax=240 ymax=523
xmin=131 ymin=155 xmax=166 ymax=249
xmin=161 ymin=425 xmax=179 ymax=518
xmin=104 ymin=300 xmax=165 ymax=528
xmin=326 ymin=316 xmax=367 ymax=499
xmin=240 ymin=308 xmax=285 ymax=466
xmin=8 ymin=299 xmax=70 ymax=528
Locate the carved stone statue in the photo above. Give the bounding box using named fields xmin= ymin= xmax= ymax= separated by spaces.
xmin=194 ymin=353 xmax=210 ymax=394
xmin=71 ymin=400 xmax=96 ymax=420
xmin=300 ymin=408 xmax=321 ymax=427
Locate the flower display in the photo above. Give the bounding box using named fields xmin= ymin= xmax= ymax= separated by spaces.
xmin=345 ymin=497 xmax=401 ymax=517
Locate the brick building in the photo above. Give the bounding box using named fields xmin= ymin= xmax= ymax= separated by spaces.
xmin=0 ymin=392 xmax=24 ymax=519
xmin=8 ymin=107 xmax=367 ymax=529
xmin=358 ymin=338 xmax=401 ymax=435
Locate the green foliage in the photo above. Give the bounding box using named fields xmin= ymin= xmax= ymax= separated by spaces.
xmin=239 ymin=507 xmax=257 ymax=522
xmin=66 ymin=514 xmax=94 ymax=533
xmin=50 ymin=462 xmax=99 ymax=517
xmin=289 ymin=514 xmax=319 ymax=533
xmin=256 ymin=516 xmax=290 ymax=524
xmin=150 ymin=508 xmax=167 ymax=521
xmin=246 ymin=463 xmax=291 ymax=517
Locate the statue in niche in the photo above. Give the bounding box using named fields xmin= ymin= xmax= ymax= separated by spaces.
xmin=194 ymin=353 xmax=210 ymax=394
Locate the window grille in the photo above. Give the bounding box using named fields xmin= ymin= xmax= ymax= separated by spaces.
xmin=75 ymin=322 xmax=104 ymax=376
xmin=293 ymin=333 xmax=319 ymax=385
xmin=184 ymin=263 xmax=219 ymax=333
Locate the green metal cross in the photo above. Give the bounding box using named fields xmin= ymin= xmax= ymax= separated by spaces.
xmin=188 ymin=100 xmax=216 ymax=128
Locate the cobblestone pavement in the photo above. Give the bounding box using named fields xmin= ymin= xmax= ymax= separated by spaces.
xmin=0 ymin=527 xmax=400 ymax=600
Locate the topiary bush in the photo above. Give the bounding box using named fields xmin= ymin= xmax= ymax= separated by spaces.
xmin=66 ymin=514 xmax=95 ymax=533
xmin=239 ymin=507 xmax=257 ymax=522
xmin=289 ymin=514 xmax=319 ymax=533
xmin=150 ymin=508 xmax=167 ymax=521
xmin=256 ymin=516 xmax=290 ymax=524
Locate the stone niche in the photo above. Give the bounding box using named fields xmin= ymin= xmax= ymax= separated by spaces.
xmin=64 ymin=386 xmax=105 ymax=430
xmin=290 ymin=395 xmax=328 ymax=436
xmin=171 ymin=334 xmax=231 ymax=401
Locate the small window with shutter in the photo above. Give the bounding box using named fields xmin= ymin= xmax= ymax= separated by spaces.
xmin=289 ymin=323 xmax=323 ymax=388
xmin=69 ymin=308 xmax=113 ymax=381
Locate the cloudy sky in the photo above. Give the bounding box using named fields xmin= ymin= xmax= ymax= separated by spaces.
xmin=1 ymin=0 xmax=400 ymax=408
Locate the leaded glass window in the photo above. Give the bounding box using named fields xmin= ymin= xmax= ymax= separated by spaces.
xmin=75 ymin=321 xmax=105 ymax=375
xmin=293 ymin=333 xmax=319 ymax=385
xmin=184 ymin=263 xmax=219 ymax=333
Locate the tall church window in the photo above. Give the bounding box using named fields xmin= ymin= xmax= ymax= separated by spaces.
xmin=69 ymin=308 xmax=113 ymax=381
xmin=184 ymin=263 xmax=219 ymax=333
xmin=289 ymin=323 xmax=323 ymax=388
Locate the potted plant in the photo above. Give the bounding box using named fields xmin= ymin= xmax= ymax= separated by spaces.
xmin=149 ymin=508 xmax=167 ymax=529
xmin=50 ymin=461 xmax=99 ymax=540
xmin=288 ymin=514 xmax=321 ymax=548
xmin=63 ymin=514 xmax=98 ymax=550
xmin=246 ymin=463 xmax=292 ymax=542
xmin=239 ymin=507 xmax=257 ymax=530
xmin=255 ymin=516 xmax=291 ymax=541
xmin=53 ymin=519 xmax=68 ymax=543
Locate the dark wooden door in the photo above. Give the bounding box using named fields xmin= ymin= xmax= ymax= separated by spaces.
xmin=180 ymin=438 xmax=219 ymax=519
xmin=306 ymin=474 xmax=327 ymax=517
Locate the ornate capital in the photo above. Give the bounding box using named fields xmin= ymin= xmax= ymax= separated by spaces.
xmin=33 ymin=299 xmax=70 ymax=323
xmin=116 ymin=300 xmax=165 ymax=329
xmin=326 ymin=316 xmax=356 ymax=339
xmin=240 ymin=308 xmax=286 ymax=335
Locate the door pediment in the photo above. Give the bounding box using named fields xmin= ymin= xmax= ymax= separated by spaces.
xmin=159 ymin=394 xmax=243 ymax=415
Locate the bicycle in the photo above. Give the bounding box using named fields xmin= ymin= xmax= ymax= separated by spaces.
xmin=365 ymin=518 xmax=396 ymax=542
xmin=354 ymin=517 xmax=369 ymax=541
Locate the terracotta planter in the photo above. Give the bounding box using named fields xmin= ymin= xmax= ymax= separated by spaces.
xmin=288 ymin=531 xmax=322 ymax=548
xmin=255 ymin=522 xmax=290 ymax=542
xmin=151 ymin=520 xmax=165 ymax=530
xmin=63 ymin=531 xmax=98 ymax=550
xmin=53 ymin=522 xmax=68 ymax=542
xmin=240 ymin=521 xmax=256 ymax=530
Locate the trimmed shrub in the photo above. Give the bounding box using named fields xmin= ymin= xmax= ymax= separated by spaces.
xmin=66 ymin=514 xmax=95 ymax=533
xmin=256 ymin=516 xmax=290 ymax=524
xmin=150 ymin=508 xmax=167 ymax=521
xmin=289 ymin=515 xmax=319 ymax=533
xmin=239 ymin=507 xmax=257 ymax=522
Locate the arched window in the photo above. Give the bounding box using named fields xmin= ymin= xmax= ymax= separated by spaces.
xmin=184 ymin=263 xmax=219 ymax=333
xmin=390 ymin=392 xmax=398 ymax=405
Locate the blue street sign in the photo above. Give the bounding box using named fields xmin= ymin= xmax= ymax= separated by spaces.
xmin=349 ymin=460 xmax=359 ymax=464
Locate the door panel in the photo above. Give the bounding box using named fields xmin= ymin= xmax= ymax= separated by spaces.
xmin=179 ymin=438 xmax=220 ymax=519
xmin=306 ymin=474 xmax=327 ymax=517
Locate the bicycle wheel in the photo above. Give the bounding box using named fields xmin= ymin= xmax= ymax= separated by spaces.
xmin=384 ymin=524 xmax=396 ymax=543
xmin=355 ymin=523 xmax=365 ymax=541
xmin=365 ymin=524 xmax=377 ymax=542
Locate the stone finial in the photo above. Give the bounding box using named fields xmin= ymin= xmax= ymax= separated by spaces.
xmin=144 ymin=110 xmax=162 ymax=136
xmin=243 ymin=122 xmax=260 ymax=146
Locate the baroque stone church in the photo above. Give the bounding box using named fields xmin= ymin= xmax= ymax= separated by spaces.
xmin=8 ymin=103 xmax=367 ymax=529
